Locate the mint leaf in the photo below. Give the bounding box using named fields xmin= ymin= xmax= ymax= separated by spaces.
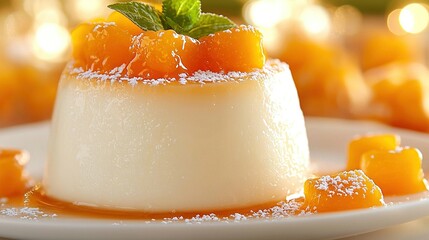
xmin=163 ymin=16 xmax=185 ymax=33
xmin=162 ymin=0 xmax=201 ymax=30
xmin=108 ymin=1 xmax=237 ymax=39
xmin=108 ymin=2 xmax=164 ymax=31
xmin=187 ymin=13 xmax=236 ymax=39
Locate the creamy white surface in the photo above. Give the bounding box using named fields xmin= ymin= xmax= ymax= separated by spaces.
xmin=44 ymin=61 xmax=309 ymax=212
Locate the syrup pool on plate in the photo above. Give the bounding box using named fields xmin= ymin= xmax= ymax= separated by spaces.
xmin=1 ymin=186 xmax=308 ymax=222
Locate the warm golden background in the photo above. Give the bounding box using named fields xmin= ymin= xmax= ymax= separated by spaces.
xmin=1 ymin=0 xmax=429 ymax=131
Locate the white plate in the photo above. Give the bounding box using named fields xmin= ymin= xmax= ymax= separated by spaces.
xmin=1 ymin=117 xmax=429 ymax=240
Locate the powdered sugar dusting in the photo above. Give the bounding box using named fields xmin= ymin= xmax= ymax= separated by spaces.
xmin=69 ymin=59 xmax=288 ymax=87
xmin=1 ymin=195 xmax=57 ymax=220
xmin=93 ymin=22 xmax=116 ymax=32
xmin=0 ymin=207 xmax=57 ymax=220
xmin=236 ymin=24 xmax=257 ymax=32
xmin=161 ymin=199 xmax=311 ymax=224
xmin=314 ymin=170 xmax=375 ymax=198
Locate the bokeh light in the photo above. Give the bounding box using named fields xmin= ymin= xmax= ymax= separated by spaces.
xmin=300 ymin=5 xmax=331 ymax=37
xmin=332 ymin=5 xmax=362 ymax=36
xmin=34 ymin=8 xmax=67 ymax=26
xmin=32 ymin=23 xmax=70 ymax=62
xmin=387 ymin=9 xmax=406 ymax=35
xmin=23 ymin=0 xmax=62 ymax=16
xmin=243 ymin=0 xmax=291 ymax=28
xmin=70 ymin=0 xmax=107 ymax=21
xmin=399 ymin=3 xmax=429 ymax=34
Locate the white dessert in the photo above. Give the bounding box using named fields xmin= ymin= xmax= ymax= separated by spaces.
xmin=44 ymin=60 xmax=309 ymax=212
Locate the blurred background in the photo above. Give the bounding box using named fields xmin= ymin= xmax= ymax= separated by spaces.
xmin=1 ymin=0 xmax=429 ymax=131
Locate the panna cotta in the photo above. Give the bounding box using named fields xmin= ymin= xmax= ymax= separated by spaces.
xmin=43 ymin=0 xmax=310 ymax=213
xmin=44 ymin=60 xmax=309 ymax=212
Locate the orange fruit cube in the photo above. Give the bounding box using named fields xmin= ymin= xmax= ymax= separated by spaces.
xmin=71 ymin=23 xmax=92 ymax=68
xmin=127 ymin=30 xmax=201 ymax=79
xmin=200 ymin=25 xmax=265 ymax=72
xmin=279 ymin=34 xmax=371 ymax=118
xmin=304 ymin=170 xmax=385 ymax=213
xmin=391 ymin=79 xmax=429 ymax=131
xmin=365 ymin=63 xmax=429 ymax=132
xmin=361 ymin=147 xmax=428 ymax=195
xmin=71 ymin=22 xmax=134 ymax=73
xmin=346 ymin=134 xmax=400 ymax=170
xmin=0 ymin=149 xmax=29 ymax=197
xmin=360 ymin=32 xmax=420 ymax=70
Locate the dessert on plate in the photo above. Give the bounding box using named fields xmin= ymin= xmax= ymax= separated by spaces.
xmin=43 ymin=0 xmax=310 ymax=212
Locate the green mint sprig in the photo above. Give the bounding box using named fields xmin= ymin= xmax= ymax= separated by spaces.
xmin=108 ymin=0 xmax=236 ymax=39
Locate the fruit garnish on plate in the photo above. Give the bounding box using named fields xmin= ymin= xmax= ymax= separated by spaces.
xmin=299 ymin=133 xmax=429 ymax=213
xmin=345 ymin=134 xmax=429 ymax=196
xmin=346 ymin=134 xmax=400 ymax=170
xmin=361 ymin=147 xmax=429 ymax=195
xmin=303 ymin=170 xmax=385 ymax=213
xmin=71 ymin=0 xmax=265 ymax=78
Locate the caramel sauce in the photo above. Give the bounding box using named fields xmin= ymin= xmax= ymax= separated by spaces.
xmin=2 ymin=185 xmax=301 ymax=221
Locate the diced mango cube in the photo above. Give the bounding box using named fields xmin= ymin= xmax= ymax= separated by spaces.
xmin=200 ymin=25 xmax=265 ymax=73
xmin=71 ymin=22 xmax=134 ymax=73
xmin=360 ymin=32 xmax=421 ymax=70
xmin=347 ymin=134 xmax=400 ymax=170
xmin=364 ymin=62 xmax=429 ymax=132
xmin=279 ymin=35 xmax=371 ymax=118
xmin=391 ymin=80 xmax=429 ymax=132
xmin=304 ymin=170 xmax=385 ymax=213
xmin=361 ymin=147 xmax=428 ymax=195
xmin=127 ymin=30 xmax=201 ymax=79
xmin=0 ymin=149 xmax=29 ymax=197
